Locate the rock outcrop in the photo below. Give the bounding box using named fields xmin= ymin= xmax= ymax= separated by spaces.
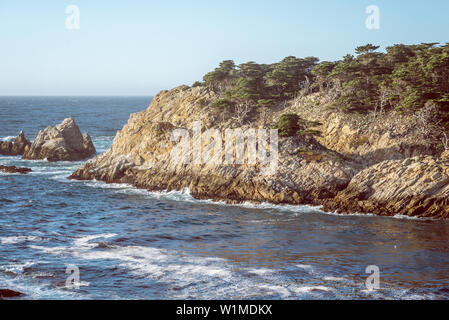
xmin=70 ymin=86 xmax=449 ymax=218
xmin=71 ymin=86 xmax=356 ymax=206
xmin=0 ymin=165 xmax=32 ymax=174
xmin=22 ymin=118 xmax=96 ymax=161
xmin=0 ymin=131 xmax=31 ymax=156
xmin=323 ymin=157 xmax=449 ymax=218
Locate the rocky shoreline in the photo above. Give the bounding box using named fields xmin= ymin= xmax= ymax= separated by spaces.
xmin=2 ymin=87 xmax=447 ymax=218
xmin=69 ymin=86 xmax=449 ymax=219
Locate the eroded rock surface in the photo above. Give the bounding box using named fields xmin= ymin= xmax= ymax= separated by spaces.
xmin=70 ymin=86 xmax=449 ymax=218
xmin=71 ymin=86 xmax=356 ymax=206
xmin=22 ymin=118 xmax=96 ymax=161
xmin=0 ymin=131 xmax=31 ymax=156
xmin=323 ymin=157 xmax=449 ymax=218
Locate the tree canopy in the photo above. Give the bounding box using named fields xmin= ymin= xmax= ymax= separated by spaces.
xmin=196 ymin=42 xmax=449 ymax=129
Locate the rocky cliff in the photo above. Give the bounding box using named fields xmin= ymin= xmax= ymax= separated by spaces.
xmin=70 ymin=86 xmax=449 ymax=218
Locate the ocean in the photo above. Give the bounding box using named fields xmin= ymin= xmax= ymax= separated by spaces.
xmin=1 ymin=96 xmax=449 ymax=300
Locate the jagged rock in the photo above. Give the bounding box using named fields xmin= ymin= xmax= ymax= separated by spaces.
xmin=323 ymin=157 xmax=449 ymax=218
xmin=22 ymin=118 xmax=96 ymax=161
xmin=0 ymin=165 xmax=32 ymax=174
xmin=0 ymin=131 xmax=31 ymax=156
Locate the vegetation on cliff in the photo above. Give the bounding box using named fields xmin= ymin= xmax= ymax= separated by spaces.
xmin=69 ymin=42 xmax=449 ymax=219
xmin=194 ymin=43 xmax=449 ymax=146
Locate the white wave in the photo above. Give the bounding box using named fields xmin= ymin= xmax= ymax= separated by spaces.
xmin=0 ymin=136 xmax=15 ymax=141
xmin=73 ymin=233 xmax=117 ymax=248
xmin=58 ymin=174 xmax=441 ymax=222
xmin=323 ymin=276 xmax=346 ymax=282
xmin=0 ymin=275 xmax=86 ymax=300
xmin=0 ymin=172 xmax=21 ymax=176
xmin=0 ymin=261 xmax=35 ymax=274
xmin=0 ymin=236 xmax=44 ymax=245
xmin=256 ymin=284 xmax=291 ymax=298
xmin=296 ymin=264 xmax=314 ymax=272
xmin=28 ymin=234 xmax=437 ymax=300
xmin=247 ymin=268 xmax=275 ymax=276
xmin=29 ymin=170 xmax=72 ymax=176
xmin=393 ymin=214 xmax=434 ymax=221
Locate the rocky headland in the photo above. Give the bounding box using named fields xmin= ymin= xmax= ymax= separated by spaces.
xmin=70 ymin=86 xmax=449 ymax=219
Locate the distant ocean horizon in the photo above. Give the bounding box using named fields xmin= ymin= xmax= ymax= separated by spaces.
xmin=1 ymin=96 xmax=449 ymax=300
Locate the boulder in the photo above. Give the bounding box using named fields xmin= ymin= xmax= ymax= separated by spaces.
xmin=22 ymin=118 xmax=96 ymax=161
xmin=0 ymin=131 xmax=31 ymax=156
xmin=0 ymin=165 xmax=32 ymax=174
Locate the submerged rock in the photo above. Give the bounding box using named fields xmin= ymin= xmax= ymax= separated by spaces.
xmin=0 ymin=289 xmax=24 ymax=298
xmin=0 ymin=131 xmax=31 ymax=156
xmin=0 ymin=165 xmax=32 ymax=174
xmin=22 ymin=118 xmax=96 ymax=161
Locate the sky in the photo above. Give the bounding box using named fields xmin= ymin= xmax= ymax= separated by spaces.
xmin=0 ymin=0 xmax=448 ymax=96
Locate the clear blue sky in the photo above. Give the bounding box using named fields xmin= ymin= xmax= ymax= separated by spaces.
xmin=1 ymin=0 xmax=448 ymax=96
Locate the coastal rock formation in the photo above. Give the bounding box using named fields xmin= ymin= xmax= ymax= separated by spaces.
xmin=22 ymin=118 xmax=96 ymax=161
xmin=0 ymin=165 xmax=32 ymax=174
xmin=71 ymin=86 xmax=356 ymax=205
xmin=323 ymin=157 xmax=449 ymax=218
xmin=0 ymin=131 xmax=31 ymax=156
xmin=70 ymin=86 xmax=449 ymax=218
xmin=287 ymin=94 xmax=439 ymax=166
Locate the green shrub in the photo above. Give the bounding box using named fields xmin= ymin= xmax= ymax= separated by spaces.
xmin=211 ymin=98 xmax=233 ymax=109
xmin=192 ymin=81 xmax=204 ymax=87
xmin=274 ymin=113 xmax=301 ymax=137
xmin=257 ymin=99 xmax=275 ymax=107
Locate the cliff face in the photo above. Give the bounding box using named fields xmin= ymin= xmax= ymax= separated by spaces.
xmin=70 ymin=86 xmax=449 ymax=218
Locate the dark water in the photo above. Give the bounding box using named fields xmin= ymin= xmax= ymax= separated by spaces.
xmin=1 ymin=97 xmax=449 ymax=300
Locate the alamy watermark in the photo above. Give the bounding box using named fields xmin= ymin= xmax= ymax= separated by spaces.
xmin=65 ymin=5 xmax=80 ymax=30
xmin=65 ymin=264 xmax=80 ymax=289
xmin=365 ymin=265 xmax=381 ymax=291
xmin=170 ymin=121 xmax=278 ymax=176
xmin=365 ymin=5 xmax=380 ymax=30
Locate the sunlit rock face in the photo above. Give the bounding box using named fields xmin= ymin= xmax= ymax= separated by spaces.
xmin=23 ymin=118 xmax=96 ymax=162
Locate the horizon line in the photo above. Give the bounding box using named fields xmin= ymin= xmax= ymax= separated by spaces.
xmin=0 ymin=95 xmax=155 ymax=97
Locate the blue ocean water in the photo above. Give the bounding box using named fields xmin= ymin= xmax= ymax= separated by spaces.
xmin=1 ymin=96 xmax=449 ymax=300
